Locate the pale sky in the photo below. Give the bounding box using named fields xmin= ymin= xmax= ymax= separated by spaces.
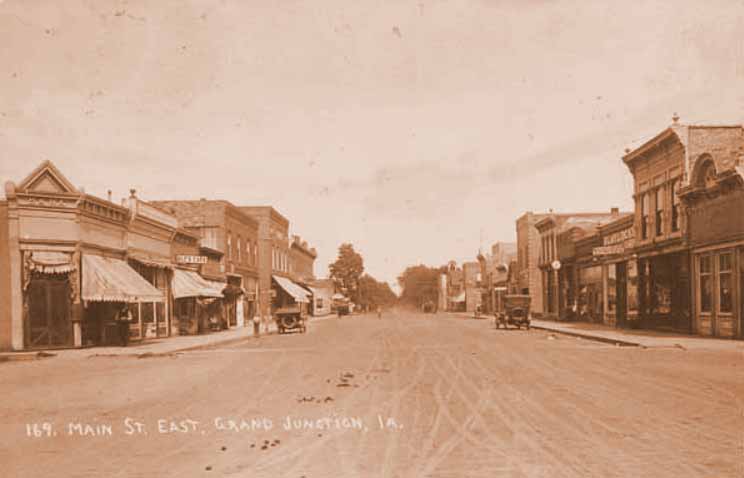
xmin=2 ymin=1 xmax=744 ymax=290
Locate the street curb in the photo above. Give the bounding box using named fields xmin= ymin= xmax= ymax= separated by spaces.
xmin=0 ymin=351 xmax=56 ymax=363
xmin=530 ymin=325 xmax=640 ymax=347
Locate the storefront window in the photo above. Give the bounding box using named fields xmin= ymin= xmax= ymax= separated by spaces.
xmin=700 ymin=255 xmax=713 ymax=314
xmin=607 ymin=264 xmax=617 ymax=312
xmin=719 ymin=253 xmax=733 ymax=313
xmin=579 ymin=265 xmax=603 ymax=322
xmin=142 ymin=302 xmax=156 ymax=338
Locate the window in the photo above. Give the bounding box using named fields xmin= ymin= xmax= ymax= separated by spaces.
xmin=316 ymin=298 xmax=324 ymax=309
xmin=237 ymin=237 xmax=242 ymax=263
xmin=246 ymin=241 xmax=250 ymax=264
xmin=641 ymin=193 xmax=649 ymax=240
xmin=655 ymin=187 xmax=664 ymax=237
xmin=700 ymin=255 xmax=713 ymax=314
xmin=227 ymin=234 xmax=232 ymax=261
xmin=201 ymin=227 xmax=219 ymax=250
xmin=607 ymin=264 xmax=617 ymax=313
xmin=671 ymin=180 xmax=680 ymax=232
xmin=254 ymin=242 xmax=258 ymax=265
xmin=719 ymin=253 xmax=733 ymax=313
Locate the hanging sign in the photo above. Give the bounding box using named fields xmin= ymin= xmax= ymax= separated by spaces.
xmin=176 ymin=255 xmax=208 ymax=264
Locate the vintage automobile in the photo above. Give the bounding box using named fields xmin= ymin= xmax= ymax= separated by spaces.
xmin=494 ymin=293 xmax=531 ymax=330
xmin=332 ymin=295 xmax=351 ymax=316
xmin=274 ymin=305 xmax=307 ymax=334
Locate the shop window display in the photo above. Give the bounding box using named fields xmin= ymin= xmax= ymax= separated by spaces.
xmin=700 ymin=255 xmax=713 ymax=314
xmin=719 ymin=253 xmax=733 ymax=314
xmin=607 ymin=264 xmax=617 ymax=313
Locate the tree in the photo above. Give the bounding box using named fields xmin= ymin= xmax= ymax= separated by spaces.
xmin=397 ymin=265 xmax=441 ymax=309
xmin=358 ymin=274 xmax=398 ymax=310
xmin=329 ymin=243 xmax=364 ymax=302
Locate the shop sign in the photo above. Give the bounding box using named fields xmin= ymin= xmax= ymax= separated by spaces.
xmin=176 ymin=255 xmax=208 ymax=264
xmin=593 ymin=227 xmax=634 ymax=257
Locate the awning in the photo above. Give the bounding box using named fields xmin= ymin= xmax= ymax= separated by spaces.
xmin=129 ymin=253 xmax=173 ymax=269
xmin=27 ymin=251 xmax=76 ymax=274
xmin=452 ymin=292 xmax=465 ymax=302
xmin=273 ymin=275 xmax=310 ymax=303
xmin=82 ymin=254 xmax=164 ymax=303
xmin=205 ymin=280 xmax=228 ymax=296
xmin=172 ymin=269 xmax=224 ymax=299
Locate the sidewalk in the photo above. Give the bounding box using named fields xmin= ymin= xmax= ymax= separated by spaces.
xmin=529 ymin=319 xmax=744 ymax=350
xmin=450 ymin=312 xmax=744 ymax=350
xmin=0 ymin=315 xmax=336 ymax=362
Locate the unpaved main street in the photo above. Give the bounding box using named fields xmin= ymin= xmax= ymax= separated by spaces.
xmin=2 ymin=311 xmax=743 ymax=478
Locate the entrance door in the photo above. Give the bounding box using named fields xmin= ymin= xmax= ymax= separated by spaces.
xmin=616 ymin=263 xmax=627 ymax=328
xmin=26 ymin=276 xmax=71 ymax=348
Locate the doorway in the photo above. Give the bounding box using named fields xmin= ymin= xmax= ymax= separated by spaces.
xmin=616 ymin=262 xmax=628 ymax=327
xmin=26 ymin=275 xmax=72 ymax=349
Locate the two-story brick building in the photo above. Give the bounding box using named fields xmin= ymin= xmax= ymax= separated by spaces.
xmin=516 ymin=212 xmax=551 ymax=316
xmin=621 ymin=119 xmax=744 ymax=333
xmin=289 ymin=235 xmax=317 ymax=283
xmin=151 ymin=200 xmax=260 ymax=329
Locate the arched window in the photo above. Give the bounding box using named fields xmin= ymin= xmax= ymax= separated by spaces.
xmin=692 ymin=155 xmax=717 ymax=189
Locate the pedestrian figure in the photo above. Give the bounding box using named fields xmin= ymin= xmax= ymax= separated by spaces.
xmin=252 ymin=313 xmax=261 ymax=337
xmin=376 ymin=305 xmax=382 ymax=319
xmin=114 ymin=304 xmax=131 ymax=347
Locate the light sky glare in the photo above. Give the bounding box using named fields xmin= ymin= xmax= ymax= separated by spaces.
xmin=2 ymin=1 xmax=744 ymax=291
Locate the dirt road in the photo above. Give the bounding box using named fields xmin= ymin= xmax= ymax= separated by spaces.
xmin=2 ymin=310 xmax=742 ymax=477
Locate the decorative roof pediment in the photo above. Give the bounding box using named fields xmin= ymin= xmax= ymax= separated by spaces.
xmin=16 ymin=161 xmax=79 ymax=195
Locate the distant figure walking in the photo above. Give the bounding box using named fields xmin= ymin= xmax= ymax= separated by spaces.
xmin=376 ymin=306 xmax=382 ymax=319
xmin=252 ymin=314 xmax=261 ymax=337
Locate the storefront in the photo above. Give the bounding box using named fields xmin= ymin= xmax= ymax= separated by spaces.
xmin=80 ymin=254 xmax=165 ymax=346
xmin=681 ymin=160 xmax=744 ymax=338
xmin=22 ymin=250 xmax=78 ymax=349
xmin=171 ymin=268 xmax=225 ymax=335
xmin=592 ymin=216 xmax=638 ymax=328
xmin=128 ymin=254 xmax=172 ymax=339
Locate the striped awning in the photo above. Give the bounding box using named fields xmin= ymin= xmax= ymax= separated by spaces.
xmin=273 ymin=275 xmax=310 ymax=303
xmin=172 ymin=269 xmax=224 ymax=299
xmin=82 ymin=254 xmax=164 ymax=303
xmin=27 ymin=251 xmax=75 ymax=274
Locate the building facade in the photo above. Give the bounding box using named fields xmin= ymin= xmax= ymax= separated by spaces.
xmin=462 ymin=261 xmax=481 ymax=313
xmin=622 ymin=121 xmax=744 ymax=333
xmin=516 ymin=212 xmax=550 ymax=316
xmin=239 ymin=206 xmax=291 ymax=318
xmin=151 ymin=200 xmax=260 ymax=328
xmin=0 ymin=162 xmax=182 ymax=351
xmin=289 ymin=235 xmax=317 ymax=283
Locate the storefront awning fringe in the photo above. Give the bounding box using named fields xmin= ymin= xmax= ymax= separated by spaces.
xmin=82 ymin=254 xmax=164 ymax=303
xmin=273 ymin=275 xmax=310 ymax=303
xmin=28 ymin=251 xmax=75 ymax=274
xmin=129 ymin=253 xmax=173 ymax=269
xmin=172 ymin=269 xmax=224 ymax=299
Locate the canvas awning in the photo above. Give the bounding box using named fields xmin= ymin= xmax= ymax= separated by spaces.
xmin=82 ymin=254 xmax=164 ymax=303
xmin=273 ymin=275 xmax=310 ymax=303
xmin=27 ymin=251 xmax=76 ymax=274
xmin=172 ymin=269 xmax=224 ymax=299
xmin=129 ymin=253 xmax=173 ymax=269
xmin=205 ymin=280 xmax=228 ymax=296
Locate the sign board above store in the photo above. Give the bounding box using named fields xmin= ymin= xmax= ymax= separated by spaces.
xmin=176 ymin=255 xmax=208 ymax=264
xmin=593 ymin=226 xmax=635 ymax=257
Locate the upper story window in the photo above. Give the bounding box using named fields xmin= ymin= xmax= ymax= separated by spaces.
xmin=253 ymin=242 xmax=258 ymax=265
xmin=227 ymin=233 xmax=232 ymax=261
xmin=671 ymin=179 xmax=680 ymax=232
xmin=201 ymin=227 xmax=219 ymax=250
xmin=654 ymin=187 xmax=664 ymax=237
xmin=237 ymin=237 xmax=242 ymax=263
xmin=640 ymin=193 xmax=649 ymax=240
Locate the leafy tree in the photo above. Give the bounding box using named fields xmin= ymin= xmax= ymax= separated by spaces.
xmin=358 ymin=274 xmax=398 ymax=310
xmin=397 ymin=265 xmax=441 ymax=308
xmin=329 ymin=243 xmax=364 ymax=301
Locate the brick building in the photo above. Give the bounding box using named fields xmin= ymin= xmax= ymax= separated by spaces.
xmin=238 ymin=206 xmax=292 ymax=318
xmin=622 ymin=117 xmax=744 ymax=333
xmin=289 ymin=235 xmax=317 ymax=283
xmin=534 ymin=210 xmax=630 ymax=319
xmin=151 ymin=199 xmax=260 ymax=328
xmin=516 ymin=212 xmax=551 ymax=316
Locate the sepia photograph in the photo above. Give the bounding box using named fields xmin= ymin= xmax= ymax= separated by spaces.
xmin=1 ymin=1 xmax=743 ymax=477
